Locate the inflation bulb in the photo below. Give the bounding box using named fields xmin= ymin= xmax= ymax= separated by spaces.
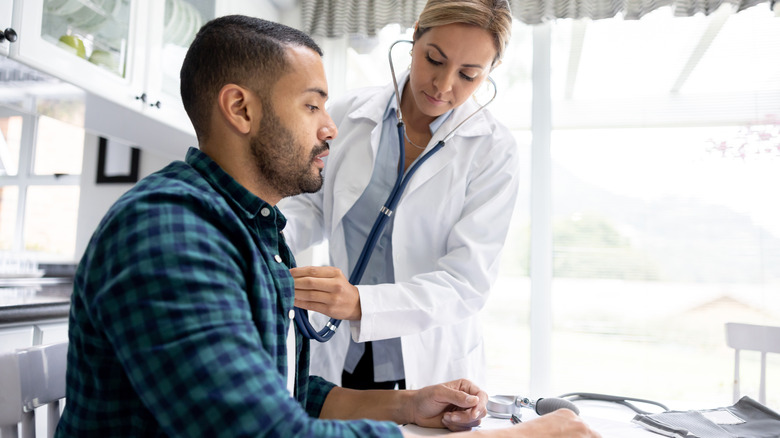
xmin=486 ymin=395 xmax=580 ymax=420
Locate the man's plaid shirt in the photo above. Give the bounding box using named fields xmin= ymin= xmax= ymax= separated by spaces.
xmin=56 ymin=147 xmax=401 ymax=437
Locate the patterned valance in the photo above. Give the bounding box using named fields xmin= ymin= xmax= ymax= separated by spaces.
xmin=300 ymin=0 xmax=771 ymax=37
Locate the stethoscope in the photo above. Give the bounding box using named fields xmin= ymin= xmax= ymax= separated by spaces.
xmin=295 ymin=40 xmax=498 ymax=342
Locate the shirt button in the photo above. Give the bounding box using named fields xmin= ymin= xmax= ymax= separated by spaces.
xmin=274 ymin=254 xmax=282 ymax=263
xmin=289 ymin=309 xmax=295 ymax=320
xmin=260 ymin=207 xmax=271 ymax=217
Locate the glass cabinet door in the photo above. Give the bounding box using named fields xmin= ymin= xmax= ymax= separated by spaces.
xmin=11 ymin=0 xmax=145 ymax=110
xmin=41 ymin=0 xmax=132 ymax=77
xmin=144 ymin=0 xmax=213 ymax=132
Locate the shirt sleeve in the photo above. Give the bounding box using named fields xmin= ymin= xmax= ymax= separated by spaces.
xmin=86 ymin=191 xmax=402 ymax=437
xmin=305 ymin=375 xmax=336 ymax=416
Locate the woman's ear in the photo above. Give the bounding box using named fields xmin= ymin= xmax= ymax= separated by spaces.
xmin=217 ymin=84 xmax=261 ymax=135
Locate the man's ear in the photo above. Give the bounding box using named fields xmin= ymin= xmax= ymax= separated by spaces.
xmin=217 ymin=84 xmax=261 ymax=135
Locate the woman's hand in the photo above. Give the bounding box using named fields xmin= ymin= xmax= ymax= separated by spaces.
xmin=290 ymin=266 xmax=361 ymax=320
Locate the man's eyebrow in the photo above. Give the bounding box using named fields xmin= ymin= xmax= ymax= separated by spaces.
xmin=305 ymin=87 xmax=328 ymax=99
xmin=427 ymin=43 xmax=486 ymax=70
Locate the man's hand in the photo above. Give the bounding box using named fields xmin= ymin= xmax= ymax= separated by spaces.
xmin=410 ymin=379 xmax=488 ymax=432
xmin=290 ymin=266 xmax=361 ymax=320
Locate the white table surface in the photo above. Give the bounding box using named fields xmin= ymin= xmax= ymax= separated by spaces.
xmin=401 ymin=400 xmax=662 ymax=437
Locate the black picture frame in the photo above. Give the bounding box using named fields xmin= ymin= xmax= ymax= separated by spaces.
xmin=96 ymin=136 xmax=141 ymax=184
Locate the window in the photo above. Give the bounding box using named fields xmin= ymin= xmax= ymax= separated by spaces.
xmin=0 ymin=57 xmax=85 ymax=264
xmin=546 ymin=5 xmax=780 ymax=408
xmin=326 ymin=2 xmax=780 ymax=410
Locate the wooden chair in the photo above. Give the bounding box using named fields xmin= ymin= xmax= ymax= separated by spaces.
xmin=0 ymin=342 xmax=68 ymax=438
xmin=725 ymin=322 xmax=780 ymax=405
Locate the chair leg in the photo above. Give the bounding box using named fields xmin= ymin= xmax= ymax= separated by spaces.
xmin=1 ymin=424 xmax=20 ymax=438
xmin=46 ymin=400 xmax=62 ymax=438
xmin=20 ymin=411 xmax=33 ymax=438
xmin=733 ymin=349 xmax=740 ymax=403
xmin=760 ymin=352 xmax=766 ymax=405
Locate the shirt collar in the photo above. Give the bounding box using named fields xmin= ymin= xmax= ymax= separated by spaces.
xmin=185 ymin=147 xmax=286 ymax=227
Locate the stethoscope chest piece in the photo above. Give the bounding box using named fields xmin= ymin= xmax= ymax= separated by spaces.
xmin=486 ymin=395 xmax=522 ymax=419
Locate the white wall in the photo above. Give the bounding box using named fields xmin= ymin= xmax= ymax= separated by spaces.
xmin=74 ymin=133 xmax=176 ymax=261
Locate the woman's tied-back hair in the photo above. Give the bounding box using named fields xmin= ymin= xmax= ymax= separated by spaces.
xmin=180 ymin=15 xmax=322 ymax=142
xmin=414 ymin=0 xmax=512 ymax=66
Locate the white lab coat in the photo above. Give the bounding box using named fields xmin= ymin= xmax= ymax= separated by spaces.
xmin=279 ymin=75 xmax=520 ymax=389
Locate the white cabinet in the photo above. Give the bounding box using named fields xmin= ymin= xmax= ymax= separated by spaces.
xmin=8 ymin=0 xmax=209 ymax=139
xmin=143 ymin=0 xmax=283 ymax=131
xmin=5 ymin=0 xmax=286 ymax=153
xmin=10 ymin=0 xmax=144 ymax=112
xmin=0 ymin=0 xmax=17 ymax=56
xmin=138 ymin=0 xmax=216 ymax=135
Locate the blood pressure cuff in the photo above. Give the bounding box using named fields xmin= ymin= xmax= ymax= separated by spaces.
xmin=631 ymin=396 xmax=780 ymax=438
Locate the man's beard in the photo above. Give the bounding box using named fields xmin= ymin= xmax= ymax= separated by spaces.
xmin=250 ymin=106 xmax=327 ymax=199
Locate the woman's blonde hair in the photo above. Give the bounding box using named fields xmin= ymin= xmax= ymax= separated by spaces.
xmin=414 ymin=0 xmax=512 ymax=66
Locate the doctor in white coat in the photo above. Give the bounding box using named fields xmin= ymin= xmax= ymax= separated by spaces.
xmin=281 ymin=0 xmax=519 ymax=390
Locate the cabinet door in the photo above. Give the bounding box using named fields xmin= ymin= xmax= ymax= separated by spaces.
xmin=10 ymin=0 xmax=146 ymax=112
xmin=142 ymin=0 xmax=279 ymax=136
xmin=142 ymin=0 xmax=215 ymax=135
xmin=1 ymin=0 xmax=15 ymax=56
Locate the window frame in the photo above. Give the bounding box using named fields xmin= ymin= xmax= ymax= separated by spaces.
xmin=0 ymin=104 xmax=81 ymax=257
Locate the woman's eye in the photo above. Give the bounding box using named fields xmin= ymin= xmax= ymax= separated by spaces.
xmin=460 ymin=73 xmax=476 ymax=82
xmin=306 ymin=104 xmax=319 ymax=112
xmin=425 ymin=54 xmax=442 ymax=66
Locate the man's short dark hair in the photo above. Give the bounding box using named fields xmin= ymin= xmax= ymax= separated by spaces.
xmin=180 ymin=15 xmax=322 ymax=142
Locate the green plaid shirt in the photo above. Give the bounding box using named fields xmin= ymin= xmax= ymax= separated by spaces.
xmin=56 ymin=148 xmax=401 ymax=437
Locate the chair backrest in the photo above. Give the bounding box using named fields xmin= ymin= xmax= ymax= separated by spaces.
xmin=725 ymin=322 xmax=780 ymax=405
xmin=0 ymin=342 xmax=68 ymax=438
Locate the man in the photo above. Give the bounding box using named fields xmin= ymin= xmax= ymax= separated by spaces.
xmin=56 ymin=15 xmax=599 ymax=437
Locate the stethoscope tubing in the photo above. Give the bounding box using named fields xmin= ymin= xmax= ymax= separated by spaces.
xmin=294 ymin=124 xmax=444 ymax=342
xmin=558 ymin=392 xmax=670 ymax=414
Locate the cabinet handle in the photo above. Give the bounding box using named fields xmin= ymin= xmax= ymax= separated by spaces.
xmin=150 ymin=100 xmax=162 ymax=109
xmin=0 ymin=28 xmax=17 ymax=43
xmin=135 ymin=93 xmax=148 ymax=103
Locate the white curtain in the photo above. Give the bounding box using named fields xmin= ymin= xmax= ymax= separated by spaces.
xmin=300 ymin=0 xmax=771 ymax=37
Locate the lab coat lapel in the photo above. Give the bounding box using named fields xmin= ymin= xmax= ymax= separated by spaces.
xmin=331 ymin=84 xmax=394 ymax=226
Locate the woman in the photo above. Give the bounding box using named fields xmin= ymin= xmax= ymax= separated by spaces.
xmin=281 ymin=0 xmax=519 ymax=390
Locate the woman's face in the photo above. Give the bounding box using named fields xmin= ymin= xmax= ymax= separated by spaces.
xmin=407 ymin=23 xmax=497 ymax=119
